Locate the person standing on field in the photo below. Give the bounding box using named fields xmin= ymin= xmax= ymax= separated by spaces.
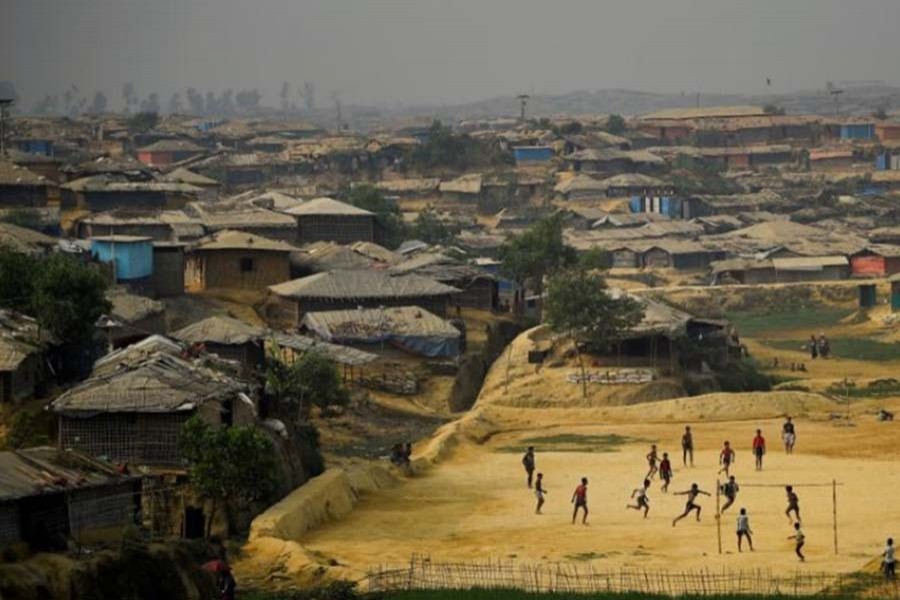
xmin=522 ymin=446 xmax=536 ymax=488
xmin=718 ymin=441 xmax=735 ymax=476
xmin=884 ymin=538 xmax=896 ymax=580
xmin=736 ymin=508 xmax=754 ymax=552
xmin=645 ymin=444 xmax=659 ymax=480
xmin=659 ymin=452 xmax=673 ymax=492
xmin=782 ymin=417 xmax=796 ymax=454
xmin=752 ymin=429 xmax=766 ymax=471
xmin=571 ymin=477 xmax=589 ymax=525
xmin=682 ymin=426 xmax=694 ymax=467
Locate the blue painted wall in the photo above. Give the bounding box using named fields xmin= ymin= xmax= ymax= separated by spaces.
xmin=512 ymin=146 xmax=554 ymax=163
xmin=14 ymin=140 xmax=54 ymax=156
xmin=840 ymin=124 xmax=874 ymax=140
xmin=91 ymin=239 xmax=154 ymax=281
xmin=629 ymin=195 xmax=682 ymax=218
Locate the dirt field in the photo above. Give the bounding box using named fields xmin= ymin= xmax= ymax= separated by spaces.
xmin=297 ymin=407 xmax=900 ymax=580
xmin=237 ymin=284 xmax=900 ymax=587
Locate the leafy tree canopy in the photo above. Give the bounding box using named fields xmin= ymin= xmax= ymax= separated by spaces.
xmin=266 ymin=349 xmax=349 ymax=421
xmin=345 ymin=184 xmax=407 ymax=249
xmin=605 ymin=114 xmax=627 ymax=135
xmin=498 ymin=214 xmax=577 ymax=293
xmin=408 ymin=120 xmax=513 ymax=172
xmin=127 ymin=110 xmax=159 ymax=132
xmin=412 ymin=210 xmax=460 ymax=246
xmin=0 ymin=250 xmax=110 ymax=344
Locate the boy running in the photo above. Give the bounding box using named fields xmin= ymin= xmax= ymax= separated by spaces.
xmin=659 ymin=452 xmax=673 ymax=493
xmin=718 ymin=441 xmax=735 ymax=476
xmin=752 ymin=429 xmax=766 ymax=471
xmin=672 ymin=483 xmax=711 ymax=526
xmin=785 ymin=485 xmax=801 ymax=523
xmin=646 ymin=444 xmax=659 ymax=480
xmin=522 ymin=447 xmax=536 ymax=488
xmin=627 ymin=479 xmax=651 ymax=518
xmin=788 ymin=522 xmax=806 ymax=562
xmin=721 ymin=475 xmax=739 ymax=513
xmin=736 ymin=508 xmax=754 ymax=552
xmin=682 ymin=426 xmax=694 ymax=467
xmin=534 ymin=473 xmax=547 ymax=514
xmin=782 ymin=417 xmax=796 ymax=454
xmin=571 ymin=477 xmax=589 ymax=525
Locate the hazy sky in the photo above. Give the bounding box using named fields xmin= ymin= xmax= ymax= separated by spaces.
xmin=4 ymin=0 xmax=900 ymax=110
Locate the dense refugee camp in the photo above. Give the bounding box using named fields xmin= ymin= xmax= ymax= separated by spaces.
xmin=4 ymin=1 xmax=900 ymax=599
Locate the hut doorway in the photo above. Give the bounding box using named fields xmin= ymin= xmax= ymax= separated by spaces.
xmin=184 ymin=506 xmax=205 ymax=539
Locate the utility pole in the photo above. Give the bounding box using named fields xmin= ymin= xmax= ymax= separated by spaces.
xmin=517 ymin=94 xmax=530 ymax=121
xmin=332 ymin=92 xmax=343 ymax=133
xmin=830 ymin=89 xmax=844 ymax=117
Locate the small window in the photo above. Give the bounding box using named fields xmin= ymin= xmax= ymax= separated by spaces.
xmin=240 ymin=257 xmax=255 ymax=272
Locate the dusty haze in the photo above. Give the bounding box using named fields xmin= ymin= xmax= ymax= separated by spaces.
xmin=4 ymin=0 xmax=900 ymax=110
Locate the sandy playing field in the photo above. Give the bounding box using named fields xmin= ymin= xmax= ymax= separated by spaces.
xmin=298 ymin=409 xmax=900 ymax=579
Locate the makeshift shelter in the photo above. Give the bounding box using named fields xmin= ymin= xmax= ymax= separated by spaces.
xmin=52 ymin=352 xmax=255 ymax=466
xmin=172 ymin=316 xmax=266 ymax=370
xmin=106 ymin=289 xmax=167 ymax=348
xmin=301 ymin=306 xmax=462 ymax=358
xmin=266 ymin=270 xmax=460 ymax=328
xmin=0 ymin=310 xmax=52 ymax=404
xmin=285 ymin=197 xmax=377 ymax=245
xmin=388 ymin=253 xmax=498 ymax=311
xmin=186 ymin=230 xmax=296 ymax=292
xmin=0 ymin=222 xmax=57 ymax=255
xmin=0 ymin=447 xmax=142 ymax=550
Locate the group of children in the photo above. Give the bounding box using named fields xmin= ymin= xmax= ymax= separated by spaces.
xmin=521 ymin=417 xmax=810 ymax=561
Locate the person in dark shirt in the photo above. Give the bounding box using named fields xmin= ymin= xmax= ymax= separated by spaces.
xmin=785 ymin=485 xmax=801 ymax=523
xmin=522 ymin=447 xmax=536 ymax=488
xmin=782 ymin=417 xmax=796 ymax=454
xmin=720 ymin=476 xmax=739 ymax=513
xmin=682 ymin=426 xmax=694 ymax=467
xmin=571 ymin=477 xmax=589 ymax=525
xmin=672 ymin=483 xmax=711 ymax=526
xmin=659 ymin=452 xmax=673 ymax=493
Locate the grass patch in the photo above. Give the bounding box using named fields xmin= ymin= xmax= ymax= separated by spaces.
xmin=765 ymin=338 xmax=900 ymax=362
xmin=497 ymin=434 xmax=647 ymax=454
xmin=726 ymin=307 xmax=854 ymax=337
xmin=378 ymin=592 xmax=854 ymax=600
xmin=826 ymin=378 xmax=900 ymax=398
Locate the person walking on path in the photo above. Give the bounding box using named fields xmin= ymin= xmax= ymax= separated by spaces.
xmin=788 ymin=522 xmax=806 ymax=562
xmin=522 ymin=447 xmax=536 ymax=488
xmin=782 ymin=417 xmax=796 ymax=454
xmin=785 ymin=485 xmax=801 ymax=523
xmin=884 ymin=538 xmax=896 ymax=580
xmin=720 ymin=475 xmax=740 ymax=513
xmin=682 ymin=426 xmax=694 ymax=467
xmin=627 ymin=479 xmax=651 ymax=518
xmin=736 ymin=508 xmax=754 ymax=552
xmin=646 ymin=444 xmax=659 ymax=480
xmin=659 ymin=452 xmax=673 ymax=493
xmin=571 ymin=477 xmax=589 ymax=525
xmin=534 ymin=473 xmax=547 ymax=514
xmin=818 ymin=334 xmax=831 ymax=359
xmin=808 ymin=335 xmax=819 ymax=360
xmin=672 ymin=483 xmax=711 ymax=526
xmin=718 ymin=441 xmax=735 ymax=476
xmin=752 ymin=429 xmax=766 ymax=471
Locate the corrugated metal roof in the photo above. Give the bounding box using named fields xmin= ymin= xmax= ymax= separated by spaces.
xmin=640 ymin=105 xmax=766 ymax=120
xmin=0 ymin=447 xmax=133 ymax=502
xmin=439 ymin=174 xmax=483 ymax=195
xmin=772 ymin=256 xmax=848 ymax=270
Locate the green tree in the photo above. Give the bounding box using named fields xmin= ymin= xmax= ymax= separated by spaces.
xmin=498 ymin=214 xmax=577 ymax=312
xmin=873 ymin=108 xmax=888 ymax=120
xmin=412 ymin=210 xmax=459 ymax=245
xmin=577 ymin=247 xmax=612 ymax=271
xmin=127 ymin=110 xmax=159 ymax=131
xmin=409 ymin=120 xmax=513 ymax=171
xmin=266 ymin=349 xmax=349 ymax=420
xmin=0 ymin=248 xmax=38 ymax=313
xmin=180 ymin=417 xmax=279 ymax=536
xmin=346 ymin=184 xmax=407 ymax=249
xmin=605 ymin=114 xmax=627 ymax=135
xmin=30 ymin=253 xmax=111 ymax=344
xmin=763 ymin=104 xmax=786 ymax=116
xmin=544 ymin=269 xmax=645 ymax=397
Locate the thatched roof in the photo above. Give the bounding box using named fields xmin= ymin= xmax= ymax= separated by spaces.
xmin=269 ymin=270 xmax=460 ymax=300
xmin=284 ymin=197 xmax=373 ymax=217
xmin=0 ymin=160 xmax=48 ymax=186
xmin=0 ymin=223 xmax=57 ymax=254
xmin=194 ymin=230 xmax=297 ymax=253
xmin=302 ymin=306 xmax=460 ymax=341
xmin=172 ymin=316 xmax=265 ymax=345
xmin=52 ymin=353 xmax=247 ymax=414
xmin=0 ymin=447 xmax=134 ymax=501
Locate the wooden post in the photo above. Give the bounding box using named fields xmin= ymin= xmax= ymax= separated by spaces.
xmin=833 ymin=479 xmax=838 ymax=555
xmin=716 ymin=478 xmax=723 ymax=555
